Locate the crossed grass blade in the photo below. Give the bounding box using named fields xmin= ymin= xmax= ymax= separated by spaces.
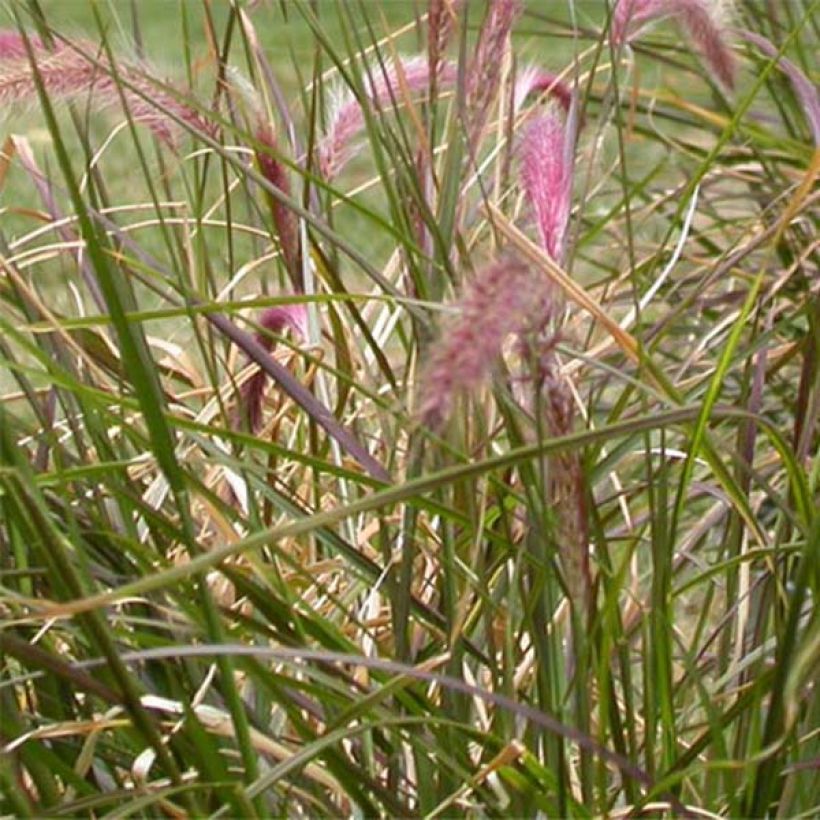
xmin=1 ymin=0 xmax=817 ymax=814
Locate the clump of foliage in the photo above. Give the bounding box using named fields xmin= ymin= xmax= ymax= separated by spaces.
xmin=0 ymin=0 xmax=817 ymax=816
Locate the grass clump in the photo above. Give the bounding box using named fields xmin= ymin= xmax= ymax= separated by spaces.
xmin=0 ymin=1 xmax=817 ymax=816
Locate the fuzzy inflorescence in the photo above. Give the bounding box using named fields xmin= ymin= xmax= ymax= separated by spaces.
xmin=254 ymin=121 xmax=301 ymax=285
xmin=318 ymin=56 xmax=457 ymax=181
xmin=0 ymin=30 xmax=214 ymax=145
xmin=513 ymin=65 xmax=574 ymax=116
xmin=612 ymin=0 xmax=736 ymax=90
xmin=519 ymin=103 xmax=577 ymax=264
xmin=537 ymin=353 xmax=592 ymax=612
xmin=427 ymin=0 xmax=462 ymax=81
xmin=418 ymin=254 xmax=553 ymax=428
xmin=464 ymin=0 xmax=522 ymax=148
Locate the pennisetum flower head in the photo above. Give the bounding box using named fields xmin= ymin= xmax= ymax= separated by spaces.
xmin=611 ymin=0 xmax=737 ymax=90
xmin=428 ymin=0 xmax=463 ymax=79
xmin=513 ymin=65 xmax=574 ymax=115
xmin=464 ymin=0 xmax=522 ymax=149
xmin=257 ymin=303 xmax=309 ymax=341
xmin=317 ymin=55 xmax=457 ymax=181
xmin=0 ymin=30 xmax=215 ymax=146
xmin=254 ymin=121 xmax=301 ymax=285
xmin=418 ymin=253 xmax=553 ymax=428
xmin=519 ymin=97 xmax=578 ymax=265
xmin=228 ymin=67 xmax=301 ymax=287
xmin=0 ymin=30 xmax=44 ymax=58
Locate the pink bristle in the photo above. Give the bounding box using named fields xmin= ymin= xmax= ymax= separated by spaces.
xmin=254 ymin=121 xmax=300 ymax=282
xmin=318 ymin=56 xmax=457 ymax=180
xmin=514 ymin=66 xmax=574 ymax=114
xmin=465 ymin=0 xmax=522 ymax=148
xmin=428 ymin=0 xmax=463 ymax=81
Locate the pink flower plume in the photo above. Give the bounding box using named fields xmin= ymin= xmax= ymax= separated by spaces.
xmin=318 ymin=56 xmax=457 ymax=180
xmin=254 ymin=121 xmax=301 ymax=284
xmin=519 ymin=103 xmax=577 ymax=264
xmin=465 ymin=0 xmax=523 ymax=147
xmin=258 ymin=303 xmax=309 ymax=339
xmin=226 ymin=69 xmax=300 ymax=284
xmin=419 ymin=254 xmax=552 ymax=428
xmin=0 ymin=30 xmax=214 ymax=146
xmin=611 ymin=0 xmax=736 ymax=90
xmin=0 ymin=30 xmax=43 ymax=58
xmin=514 ymin=66 xmax=574 ymax=115
xmin=428 ymin=0 xmax=463 ymax=77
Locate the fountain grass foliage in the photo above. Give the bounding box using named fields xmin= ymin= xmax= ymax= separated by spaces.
xmin=0 ymin=0 xmax=818 ymax=816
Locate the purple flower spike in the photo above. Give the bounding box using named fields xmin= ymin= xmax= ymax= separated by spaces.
xmin=254 ymin=121 xmax=301 ymax=284
xmin=514 ymin=66 xmax=574 ymax=115
xmin=0 ymin=30 xmax=43 ymax=58
xmin=465 ymin=0 xmax=522 ymax=148
xmin=428 ymin=0 xmax=463 ymax=78
xmin=258 ymin=303 xmax=309 ymax=340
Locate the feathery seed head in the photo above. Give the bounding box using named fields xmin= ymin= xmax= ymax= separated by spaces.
xmin=514 ymin=65 xmax=574 ymax=114
xmin=428 ymin=0 xmax=463 ymax=76
xmin=255 ymin=120 xmax=301 ymax=283
xmin=226 ymin=64 xmax=266 ymax=121
xmin=0 ymin=30 xmax=44 ymax=58
xmin=226 ymin=67 xmax=300 ymax=283
xmin=519 ymin=103 xmax=577 ymax=264
xmin=611 ymin=0 xmax=736 ymax=89
xmin=0 ymin=30 xmax=214 ymax=146
xmin=318 ymin=55 xmax=456 ymax=180
xmin=465 ymin=0 xmax=522 ymax=147
xmin=258 ymin=303 xmax=309 ymax=341
xmin=419 ymin=254 xmax=553 ymax=428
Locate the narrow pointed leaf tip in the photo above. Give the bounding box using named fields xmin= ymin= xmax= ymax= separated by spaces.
xmin=611 ymin=0 xmax=736 ymax=90
xmin=419 ymin=254 xmax=553 ymax=428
